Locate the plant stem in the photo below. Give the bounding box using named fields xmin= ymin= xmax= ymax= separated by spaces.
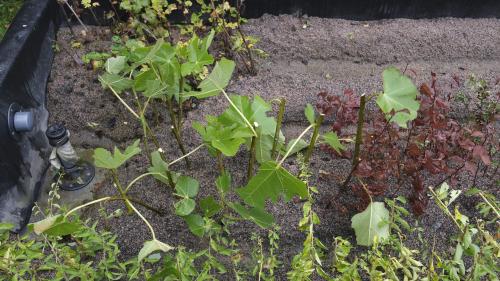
xmin=64 ymin=197 xmax=113 ymax=219
xmin=219 ymin=88 xmax=257 ymax=136
xmin=111 ymin=169 xmax=133 ymax=213
xmin=341 ymin=94 xmax=367 ymax=189
xmin=278 ymin=124 xmax=315 ymax=167
xmin=477 ymin=192 xmax=500 ymax=219
xmin=271 ymin=98 xmax=286 ymax=159
xmin=247 ymin=136 xmax=257 ymax=180
xmin=166 ymin=99 xmax=190 ymax=167
xmin=89 ymin=7 xmax=102 ymax=26
xmin=304 ymin=114 xmax=325 ymax=165
xmin=217 ymin=151 xmax=225 ymax=173
xmin=62 ymin=0 xmax=89 ymax=32
xmin=178 ymin=76 xmax=185 ymax=134
xmin=428 ymin=187 xmax=464 ymax=234
xmin=125 ymin=172 xmax=170 ymax=193
xmin=168 ymin=144 xmax=204 ymax=168
xmin=127 ymin=197 xmax=164 ymax=215
xmin=132 ymin=90 xmax=152 ymax=162
xmin=100 ymin=77 xmax=140 ymax=119
xmin=57 ymin=2 xmax=76 ymax=37
xmin=356 ymin=177 xmax=372 ymax=203
xmin=125 ymin=199 xmax=157 ymax=240
xmin=235 ymin=20 xmax=256 ymax=75
xmin=141 ymin=116 xmax=152 ymax=162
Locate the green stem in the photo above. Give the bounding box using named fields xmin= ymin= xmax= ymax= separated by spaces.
xmin=341 ymin=94 xmax=366 ymax=189
xmin=304 ymin=114 xmax=325 ymax=165
xmin=219 ymin=88 xmax=257 ymax=136
xmin=247 ymin=136 xmax=257 ymax=180
xmin=100 ymin=77 xmax=140 ymax=119
xmin=141 ymin=116 xmax=152 ymax=162
xmin=64 ymin=197 xmax=114 ymax=219
xmin=278 ymin=124 xmax=315 ymax=167
xmin=111 ymin=169 xmax=133 ymax=214
xmin=127 ymin=197 xmax=164 ymax=215
xmin=132 ymin=90 xmax=152 ymax=162
xmin=217 ymin=151 xmax=225 ymax=174
xmin=125 ymin=172 xmax=170 ymax=193
xmin=271 ymin=98 xmax=286 ymax=159
xmin=166 ymin=99 xmax=190 ymax=168
xmin=428 ymin=187 xmax=464 ymax=234
xmin=168 ymin=144 xmax=204 ymax=168
xmin=478 ymin=192 xmax=500 ymax=219
xmin=178 ymin=76 xmax=185 ymax=134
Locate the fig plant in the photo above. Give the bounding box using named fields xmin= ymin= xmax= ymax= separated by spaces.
xmin=99 ymin=31 xmax=235 ymax=172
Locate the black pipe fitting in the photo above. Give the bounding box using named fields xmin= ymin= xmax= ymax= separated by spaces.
xmin=46 ymin=124 xmax=95 ymax=191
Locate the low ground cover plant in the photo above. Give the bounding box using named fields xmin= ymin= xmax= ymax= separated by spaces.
xmin=0 ymin=0 xmax=22 ymax=39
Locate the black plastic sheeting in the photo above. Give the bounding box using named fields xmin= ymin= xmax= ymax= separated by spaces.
xmin=0 ymin=0 xmax=60 ymax=232
xmin=75 ymin=0 xmax=500 ymax=26
xmin=240 ymin=0 xmax=500 ymax=19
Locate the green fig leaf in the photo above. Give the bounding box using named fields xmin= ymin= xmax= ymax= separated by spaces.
xmin=237 ymin=161 xmax=308 ymax=209
xmin=94 ymin=139 xmax=141 ymax=169
xmin=376 ymin=67 xmax=420 ymax=128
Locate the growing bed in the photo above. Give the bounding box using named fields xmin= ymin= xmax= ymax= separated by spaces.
xmin=43 ymin=13 xmax=499 ymax=279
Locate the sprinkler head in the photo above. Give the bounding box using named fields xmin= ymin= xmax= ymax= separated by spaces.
xmin=46 ymin=124 xmax=95 ymax=191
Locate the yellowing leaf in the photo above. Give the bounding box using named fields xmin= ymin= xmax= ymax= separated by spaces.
xmin=138 ymin=239 xmax=174 ymax=262
xmin=351 ymin=202 xmax=390 ymax=246
xmin=31 ymin=215 xmax=60 ymax=235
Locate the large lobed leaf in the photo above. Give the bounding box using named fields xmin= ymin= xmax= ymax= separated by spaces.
xmin=183 ymin=58 xmax=235 ymax=100
xmin=237 ymin=161 xmax=308 ymax=209
xmin=376 ymin=67 xmax=420 ymax=128
xmin=94 ymin=139 xmax=141 ymax=170
xmin=351 ymin=202 xmax=390 ymax=246
xmin=219 ymin=95 xmax=284 ymax=163
xmin=193 ymin=116 xmax=253 ymax=157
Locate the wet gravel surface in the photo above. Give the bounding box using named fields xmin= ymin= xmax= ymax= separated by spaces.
xmin=46 ymin=15 xmax=499 ymax=279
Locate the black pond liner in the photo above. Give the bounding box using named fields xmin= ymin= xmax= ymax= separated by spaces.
xmin=0 ymin=0 xmax=60 ymax=232
xmin=0 ymin=0 xmax=498 ymax=232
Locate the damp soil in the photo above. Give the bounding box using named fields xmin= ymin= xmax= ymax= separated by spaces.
xmin=46 ymin=15 xmax=499 ymax=279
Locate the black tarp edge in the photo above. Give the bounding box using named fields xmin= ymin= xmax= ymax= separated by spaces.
xmin=0 ymin=0 xmax=61 ymax=232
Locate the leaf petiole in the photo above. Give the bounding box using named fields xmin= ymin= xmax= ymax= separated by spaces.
xmin=278 ymin=124 xmax=315 ymax=167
